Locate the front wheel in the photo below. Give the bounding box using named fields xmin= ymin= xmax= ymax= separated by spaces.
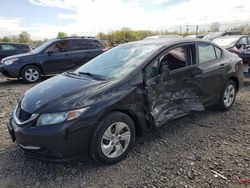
xmin=21 ymin=65 xmax=41 ymax=83
xmin=218 ymin=80 xmax=236 ymax=111
xmin=90 ymin=112 xmax=136 ymax=164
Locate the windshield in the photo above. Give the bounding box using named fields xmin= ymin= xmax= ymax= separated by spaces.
xmin=31 ymin=40 xmax=54 ymax=53
xmin=213 ymin=37 xmax=240 ymax=47
xmin=74 ymin=44 xmax=159 ymax=79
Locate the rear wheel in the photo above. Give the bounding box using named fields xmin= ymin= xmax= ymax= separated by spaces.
xmin=218 ymin=80 xmax=236 ymax=111
xmin=21 ymin=65 xmax=41 ymax=83
xmin=90 ymin=112 xmax=135 ymax=164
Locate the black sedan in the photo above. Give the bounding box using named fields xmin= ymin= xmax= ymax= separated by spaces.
xmin=7 ymin=38 xmax=244 ymax=164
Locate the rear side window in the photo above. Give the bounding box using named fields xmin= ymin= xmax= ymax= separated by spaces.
xmin=0 ymin=44 xmax=16 ymax=51
xmin=17 ymin=44 xmax=30 ymax=50
xmin=70 ymin=39 xmax=102 ymax=51
xmin=89 ymin=40 xmax=102 ymax=49
xmin=197 ymin=43 xmax=216 ymax=64
xmin=71 ymin=39 xmax=89 ymax=51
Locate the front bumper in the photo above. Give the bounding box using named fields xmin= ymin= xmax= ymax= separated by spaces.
xmin=7 ymin=117 xmax=96 ymax=162
xmin=0 ymin=64 xmax=20 ymax=78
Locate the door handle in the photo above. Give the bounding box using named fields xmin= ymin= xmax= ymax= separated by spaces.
xmin=191 ymin=73 xmax=202 ymax=78
xmin=188 ymin=74 xmax=201 ymax=81
xmin=219 ymin=64 xmax=226 ymax=69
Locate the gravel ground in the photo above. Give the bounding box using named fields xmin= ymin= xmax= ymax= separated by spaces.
xmin=0 ymin=75 xmax=249 ymax=188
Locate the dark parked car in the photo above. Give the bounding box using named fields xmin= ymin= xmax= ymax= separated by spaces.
xmin=213 ymin=35 xmax=250 ymax=64
xmin=7 ymin=38 xmax=243 ymax=164
xmin=203 ymin=31 xmax=241 ymax=41
xmin=0 ymin=37 xmax=105 ymax=83
xmin=0 ymin=42 xmax=31 ymax=60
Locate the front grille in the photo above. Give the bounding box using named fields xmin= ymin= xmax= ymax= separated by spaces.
xmin=16 ymin=108 xmax=32 ymax=122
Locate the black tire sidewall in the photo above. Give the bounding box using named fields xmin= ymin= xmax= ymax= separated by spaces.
xmin=90 ymin=112 xmax=136 ymax=164
xmin=21 ymin=65 xmax=41 ymax=83
xmin=219 ymin=80 xmax=236 ymax=111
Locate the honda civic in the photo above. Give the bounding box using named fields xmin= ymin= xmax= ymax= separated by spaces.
xmin=7 ymin=38 xmax=243 ymax=164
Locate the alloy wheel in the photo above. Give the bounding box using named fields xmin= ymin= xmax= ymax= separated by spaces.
xmin=223 ymin=84 xmax=235 ymax=107
xmin=101 ymin=122 xmax=131 ymax=158
xmin=24 ymin=68 xmax=39 ymax=82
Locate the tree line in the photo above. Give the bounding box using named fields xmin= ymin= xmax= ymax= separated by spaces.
xmin=2 ymin=23 xmax=250 ymax=47
xmin=0 ymin=31 xmax=32 ymax=43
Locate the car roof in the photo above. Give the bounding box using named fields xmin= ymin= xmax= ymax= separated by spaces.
xmin=52 ymin=38 xmax=100 ymax=43
xmin=0 ymin=42 xmax=29 ymax=45
xmin=123 ymin=38 xmax=208 ymax=48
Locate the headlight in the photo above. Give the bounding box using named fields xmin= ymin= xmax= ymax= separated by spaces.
xmin=3 ymin=58 xmax=19 ymax=65
xmin=36 ymin=107 xmax=89 ymax=126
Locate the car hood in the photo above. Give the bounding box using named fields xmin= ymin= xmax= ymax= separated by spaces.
xmin=2 ymin=52 xmax=36 ymax=61
xmin=20 ymin=74 xmax=117 ymax=114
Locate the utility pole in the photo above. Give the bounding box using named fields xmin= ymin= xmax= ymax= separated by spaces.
xmin=196 ymin=25 xmax=199 ymax=35
xmin=180 ymin=26 xmax=182 ymax=35
xmin=186 ymin=25 xmax=189 ymax=35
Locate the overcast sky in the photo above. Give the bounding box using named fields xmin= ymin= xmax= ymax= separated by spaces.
xmin=0 ymin=0 xmax=250 ymax=40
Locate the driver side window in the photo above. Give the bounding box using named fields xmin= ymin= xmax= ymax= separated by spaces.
xmin=159 ymin=46 xmax=187 ymax=71
xmin=144 ymin=45 xmax=189 ymax=81
xmin=47 ymin=40 xmax=69 ymax=53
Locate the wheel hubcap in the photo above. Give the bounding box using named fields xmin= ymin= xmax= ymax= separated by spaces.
xmin=223 ymin=84 xmax=235 ymax=107
xmin=25 ymin=68 xmax=39 ymax=82
xmin=101 ymin=122 xmax=131 ymax=158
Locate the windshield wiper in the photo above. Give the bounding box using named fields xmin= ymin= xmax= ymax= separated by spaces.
xmin=78 ymin=72 xmax=106 ymax=80
xmin=66 ymin=71 xmax=79 ymax=76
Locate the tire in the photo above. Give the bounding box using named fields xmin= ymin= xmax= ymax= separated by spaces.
xmin=21 ymin=65 xmax=41 ymax=84
xmin=90 ymin=112 xmax=136 ymax=164
xmin=218 ymin=80 xmax=237 ymax=111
